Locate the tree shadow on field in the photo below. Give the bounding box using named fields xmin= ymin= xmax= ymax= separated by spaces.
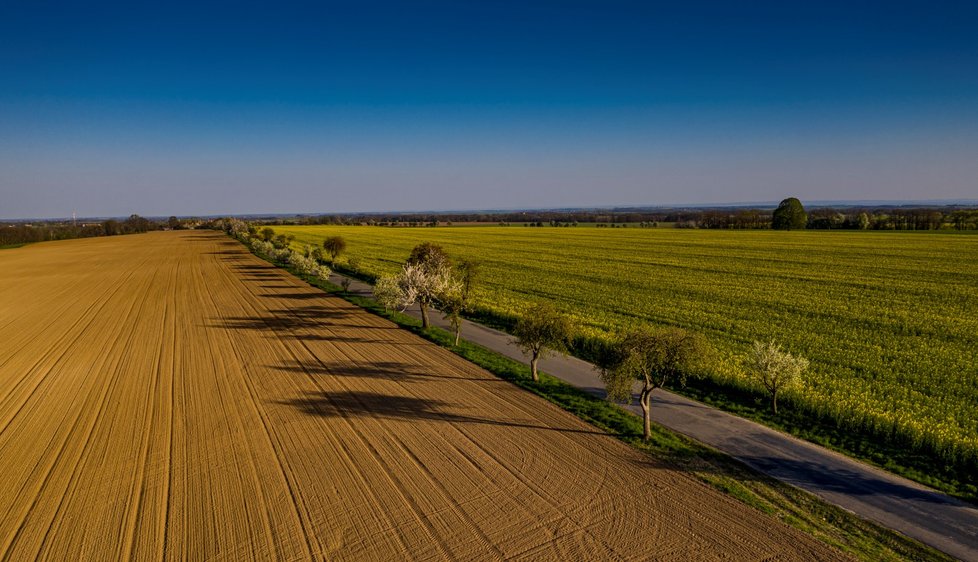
xmin=289 ymin=332 xmax=424 ymax=345
xmin=259 ymin=292 xmax=326 ymax=301
xmin=232 ymin=263 xmax=282 ymax=280
xmin=218 ymin=309 xmax=348 ymax=330
xmin=212 ymin=306 xmax=396 ymax=334
xmin=279 ymin=390 xmax=604 ymax=435
xmin=205 ymin=249 xmax=249 ymax=256
xmin=273 ymin=359 xmax=503 ymax=383
xmin=232 ymin=264 xmax=278 ymax=271
xmin=181 ymin=234 xmax=224 ymax=241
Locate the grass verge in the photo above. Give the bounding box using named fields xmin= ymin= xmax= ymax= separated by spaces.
xmin=240 ymin=239 xmax=952 ymax=562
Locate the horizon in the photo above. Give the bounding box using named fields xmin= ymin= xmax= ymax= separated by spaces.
xmin=3 ymin=1 xmax=977 ymax=218
xmin=6 ymin=197 xmax=978 ymax=223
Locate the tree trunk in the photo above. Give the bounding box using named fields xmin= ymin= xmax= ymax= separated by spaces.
xmin=771 ymin=389 xmax=778 ymax=415
xmin=530 ymin=352 xmax=539 ymax=382
xmin=454 ymin=326 xmax=460 ymax=346
xmin=419 ymin=302 xmax=429 ymax=328
xmin=640 ymin=386 xmax=652 ymax=441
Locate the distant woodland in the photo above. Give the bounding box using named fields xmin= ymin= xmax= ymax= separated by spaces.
xmin=0 ymin=215 xmax=188 ymax=247
xmin=5 ymin=205 xmax=977 ymax=248
xmin=276 ymin=205 xmax=978 ymax=231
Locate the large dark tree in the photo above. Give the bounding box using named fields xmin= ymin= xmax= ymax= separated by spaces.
xmin=407 ymin=242 xmax=450 ymax=271
xmin=772 ymin=198 xmax=808 ymax=230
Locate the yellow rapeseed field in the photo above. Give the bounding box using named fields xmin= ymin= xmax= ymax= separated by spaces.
xmin=278 ymin=225 xmax=978 ymax=468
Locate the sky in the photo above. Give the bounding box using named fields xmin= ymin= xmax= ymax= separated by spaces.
xmin=1 ymin=0 xmax=977 ymax=218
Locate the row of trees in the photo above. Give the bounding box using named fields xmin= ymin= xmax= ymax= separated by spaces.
xmin=218 ymin=219 xmax=334 ymax=282
xmin=709 ymin=199 xmax=978 ymax=231
xmin=220 ymin=221 xmax=816 ymax=442
xmin=222 ymin=221 xmax=822 ymax=441
xmin=1 ymin=214 xmax=161 ymax=246
xmin=258 ymin=203 xmax=978 ymax=231
xmin=513 ymin=304 xmax=808 ymax=440
xmin=361 ymin=237 xmax=811 ymax=440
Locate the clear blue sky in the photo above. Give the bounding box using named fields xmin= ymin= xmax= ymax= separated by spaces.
xmin=2 ymin=1 xmax=977 ymax=218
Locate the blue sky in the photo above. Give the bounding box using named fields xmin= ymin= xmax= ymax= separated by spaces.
xmin=2 ymin=1 xmax=977 ymax=218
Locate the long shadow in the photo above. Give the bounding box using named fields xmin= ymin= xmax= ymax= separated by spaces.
xmin=181 ymin=234 xmax=224 ymax=241
xmin=232 ymin=264 xmax=278 ymax=271
xmin=287 ymin=332 xmax=427 ymax=344
xmin=259 ymin=292 xmax=326 ymax=301
xmin=279 ymin=390 xmax=604 ymax=435
xmin=736 ymin=455 xmax=960 ymax=507
xmin=205 ymin=250 xmax=249 ymax=256
xmin=273 ymin=359 xmax=503 ymax=383
xmin=213 ymin=307 xmax=393 ymax=333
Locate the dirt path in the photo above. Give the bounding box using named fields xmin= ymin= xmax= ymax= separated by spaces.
xmin=324 ymin=273 xmax=978 ymax=561
xmin=0 ymin=231 xmax=846 ymax=560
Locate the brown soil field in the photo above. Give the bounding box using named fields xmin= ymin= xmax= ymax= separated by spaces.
xmin=0 ymin=231 xmax=848 ymax=560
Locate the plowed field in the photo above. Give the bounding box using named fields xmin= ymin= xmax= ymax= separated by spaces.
xmin=0 ymin=231 xmax=846 ymax=560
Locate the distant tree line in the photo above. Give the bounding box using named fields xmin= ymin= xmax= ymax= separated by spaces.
xmin=667 ymin=204 xmax=978 ymax=231
xmin=256 ymin=204 xmax=978 ymax=231
xmin=0 ymin=214 xmax=165 ymax=247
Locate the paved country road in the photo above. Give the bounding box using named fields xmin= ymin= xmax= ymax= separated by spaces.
xmin=328 ymin=270 xmax=978 ymax=561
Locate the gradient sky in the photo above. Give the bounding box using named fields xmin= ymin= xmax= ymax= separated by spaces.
xmin=2 ymin=1 xmax=977 ymax=218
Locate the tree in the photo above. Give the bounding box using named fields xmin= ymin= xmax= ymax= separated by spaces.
xmin=513 ymin=303 xmax=574 ymax=382
xmin=168 ymin=216 xmax=182 ymax=230
xmin=373 ymin=274 xmax=404 ymax=310
xmin=407 ymin=242 xmax=450 ymax=272
xmin=599 ymin=327 xmax=704 ymax=440
xmin=102 ymin=219 xmax=121 ymax=236
xmin=749 ymin=340 xmax=808 ymax=414
xmin=374 ymin=262 xmax=458 ymax=329
xmin=405 ymin=243 xmax=452 ymax=328
xmin=858 ymin=212 xmax=871 ymax=230
xmin=440 ymin=259 xmax=480 ymax=346
xmin=272 ymin=234 xmax=290 ymax=249
xmin=259 ymin=227 xmax=275 ymax=242
xmin=439 ymin=282 xmax=466 ymax=346
xmin=125 ymin=214 xmax=152 ymax=233
xmin=772 ymin=197 xmax=808 ymax=230
xmin=456 ymin=259 xmax=479 ymax=298
xmin=322 ymin=236 xmax=347 ymax=262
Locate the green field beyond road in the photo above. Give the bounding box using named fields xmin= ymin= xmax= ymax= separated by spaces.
xmin=278 ymin=225 xmax=978 ymax=477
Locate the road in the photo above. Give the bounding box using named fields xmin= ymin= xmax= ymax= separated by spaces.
xmin=328 ymin=270 xmax=978 ymax=561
